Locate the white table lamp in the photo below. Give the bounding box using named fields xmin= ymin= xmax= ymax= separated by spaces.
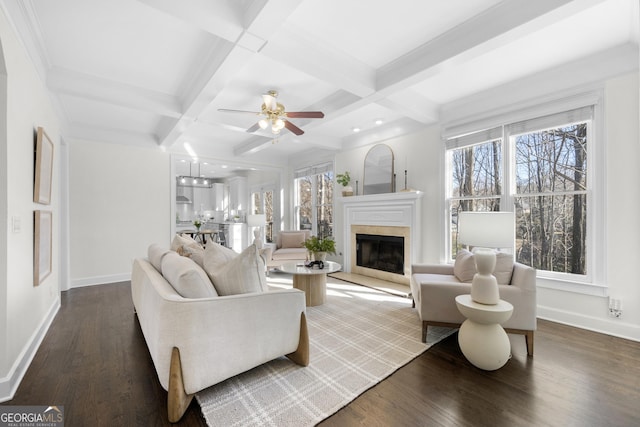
xmin=247 ymin=214 xmax=266 ymax=248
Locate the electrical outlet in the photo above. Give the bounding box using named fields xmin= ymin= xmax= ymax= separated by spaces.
xmin=608 ymin=298 xmax=622 ymax=318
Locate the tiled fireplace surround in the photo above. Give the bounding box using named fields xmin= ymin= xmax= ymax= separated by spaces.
xmin=342 ymin=191 xmax=423 ymax=285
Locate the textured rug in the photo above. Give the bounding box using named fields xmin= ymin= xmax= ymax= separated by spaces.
xmin=196 ymin=274 xmax=452 ymax=427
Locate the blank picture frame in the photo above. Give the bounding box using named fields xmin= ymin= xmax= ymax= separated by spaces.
xmin=34 ymin=210 xmax=52 ymax=286
xmin=34 ymin=127 xmax=54 ymax=205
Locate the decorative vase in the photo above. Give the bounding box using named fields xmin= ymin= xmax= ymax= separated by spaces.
xmin=313 ymin=251 xmax=327 ymax=262
xmin=470 ymin=248 xmax=500 ymax=305
xmin=342 ymin=185 xmax=353 ymax=197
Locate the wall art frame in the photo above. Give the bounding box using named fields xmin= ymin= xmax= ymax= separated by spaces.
xmin=34 ymin=210 xmax=52 ymax=286
xmin=34 ymin=126 xmax=54 ymax=205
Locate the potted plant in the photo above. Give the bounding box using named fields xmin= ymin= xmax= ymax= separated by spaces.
xmin=336 ymin=171 xmax=353 ymax=196
xmin=303 ymin=235 xmax=336 ymax=262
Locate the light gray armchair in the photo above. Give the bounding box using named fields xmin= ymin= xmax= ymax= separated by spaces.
xmin=411 ymin=261 xmax=537 ymax=355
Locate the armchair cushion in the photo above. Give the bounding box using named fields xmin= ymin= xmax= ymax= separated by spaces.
xmin=453 ymin=249 xmax=475 ymax=282
xmin=280 ymin=232 xmax=306 ymax=249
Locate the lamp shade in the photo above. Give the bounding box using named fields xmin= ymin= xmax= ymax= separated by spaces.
xmin=247 ymin=214 xmax=266 ymax=227
xmin=457 ymin=211 xmax=514 ymax=249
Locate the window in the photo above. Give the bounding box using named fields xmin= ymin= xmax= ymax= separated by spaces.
xmin=251 ymin=188 xmax=274 ymax=243
xmin=294 ymin=163 xmax=333 ymax=239
xmin=446 ymin=105 xmax=595 ymax=281
xmin=512 ymin=123 xmax=587 ymax=275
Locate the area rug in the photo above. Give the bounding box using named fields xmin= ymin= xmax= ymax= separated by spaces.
xmin=196 ymin=275 xmax=453 ymax=427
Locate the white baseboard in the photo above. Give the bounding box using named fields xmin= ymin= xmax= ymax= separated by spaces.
xmin=0 ymin=298 xmax=60 ymax=403
xmin=538 ymin=305 xmax=640 ymax=342
xmin=70 ymin=273 xmax=131 ymax=288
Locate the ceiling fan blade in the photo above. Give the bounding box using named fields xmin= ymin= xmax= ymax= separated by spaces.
xmin=246 ymin=122 xmax=261 ymax=133
xmin=286 ymin=111 xmax=325 ymax=119
xmin=218 ymin=108 xmax=260 ymax=114
xmin=284 ymin=120 xmax=305 ymax=136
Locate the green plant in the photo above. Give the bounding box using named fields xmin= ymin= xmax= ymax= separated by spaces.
xmin=303 ymin=235 xmax=336 ymax=255
xmin=193 ymin=219 xmax=202 ymax=229
xmin=336 ymin=171 xmax=351 ymax=187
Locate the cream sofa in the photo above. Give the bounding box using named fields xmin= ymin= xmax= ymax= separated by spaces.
xmin=264 ymin=230 xmax=311 ymax=268
xmin=131 ymin=243 xmax=309 ymax=422
xmin=411 ymin=252 xmax=536 ymax=355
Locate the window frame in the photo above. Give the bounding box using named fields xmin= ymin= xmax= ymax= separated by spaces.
xmin=443 ymin=93 xmax=606 ymax=296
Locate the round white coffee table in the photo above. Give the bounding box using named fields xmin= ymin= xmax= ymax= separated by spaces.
xmin=277 ymin=261 xmax=342 ymax=306
xmin=455 ymin=294 xmax=513 ymax=371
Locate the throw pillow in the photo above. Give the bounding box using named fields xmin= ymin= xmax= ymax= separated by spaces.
xmin=203 ymin=241 xmax=238 ymax=276
xmin=453 ymin=249 xmax=476 ymax=283
xmin=182 ymin=244 xmax=205 ymax=268
xmin=148 ymin=244 xmax=170 ymax=272
xmin=170 ymin=234 xmax=200 ymax=254
xmin=280 ymin=232 xmax=306 ymax=249
xmin=209 ymin=245 xmax=267 ymax=296
xmin=494 ymin=251 xmax=514 ymax=285
xmin=161 ymin=252 xmax=218 ymax=298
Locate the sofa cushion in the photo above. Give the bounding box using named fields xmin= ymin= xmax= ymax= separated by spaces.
xmin=279 ymin=232 xmax=306 ymax=249
xmin=209 ymin=245 xmax=267 ymax=296
xmin=161 ymin=252 xmax=218 ymax=298
xmin=203 ymin=242 xmax=238 ymax=274
xmin=148 ymin=244 xmax=171 ymax=272
xmin=453 ymin=249 xmax=476 ymax=282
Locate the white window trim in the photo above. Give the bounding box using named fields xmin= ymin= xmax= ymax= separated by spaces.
xmin=443 ymin=91 xmax=607 ymax=296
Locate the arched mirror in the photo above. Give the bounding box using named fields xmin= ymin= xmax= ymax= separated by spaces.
xmin=363 ymin=144 xmax=394 ymax=194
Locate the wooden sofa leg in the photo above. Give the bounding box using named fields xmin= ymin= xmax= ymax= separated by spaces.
xmin=525 ymin=331 xmax=534 ymax=356
xmin=168 ymin=347 xmax=194 ymax=423
xmin=286 ymin=312 xmax=310 ymax=366
xmin=422 ymin=321 xmax=427 ymax=343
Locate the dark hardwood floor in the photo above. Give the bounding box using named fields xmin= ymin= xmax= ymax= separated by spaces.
xmin=3 ymin=282 xmax=639 ymax=426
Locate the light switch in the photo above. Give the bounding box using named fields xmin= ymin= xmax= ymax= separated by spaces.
xmin=12 ymin=216 xmax=20 ymax=233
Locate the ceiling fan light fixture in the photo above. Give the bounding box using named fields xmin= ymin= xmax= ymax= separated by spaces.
xmin=258 ymin=119 xmax=269 ymax=129
xmin=273 ymin=118 xmax=285 ymax=132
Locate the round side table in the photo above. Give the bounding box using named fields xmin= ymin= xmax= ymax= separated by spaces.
xmin=277 ymin=261 xmax=342 ymax=306
xmin=455 ymin=294 xmax=513 ymax=371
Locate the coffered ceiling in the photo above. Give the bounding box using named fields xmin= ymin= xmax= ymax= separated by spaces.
xmin=1 ymin=0 xmax=638 ymax=167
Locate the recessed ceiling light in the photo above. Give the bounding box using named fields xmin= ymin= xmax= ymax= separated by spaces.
xmin=352 ymin=127 xmax=361 ymax=133
xmin=221 ymin=165 xmax=228 ymax=169
xmin=375 ymin=119 xmax=383 ymax=125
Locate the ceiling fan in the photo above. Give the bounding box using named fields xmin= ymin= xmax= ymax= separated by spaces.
xmin=218 ymin=90 xmax=324 ymax=136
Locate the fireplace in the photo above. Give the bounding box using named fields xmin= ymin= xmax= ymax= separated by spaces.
xmin=356 ymin=234 xmax=404 ymax=275
xmin=342 ymin=191 xmax=423 ymax=285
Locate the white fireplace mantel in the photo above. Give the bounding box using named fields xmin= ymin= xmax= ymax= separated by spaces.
xmin=341 ymin=191 xmax=424 ymax=276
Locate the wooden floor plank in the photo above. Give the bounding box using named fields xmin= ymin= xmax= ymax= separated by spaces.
xmin=2 ymin=282 xmax=639 ymax=426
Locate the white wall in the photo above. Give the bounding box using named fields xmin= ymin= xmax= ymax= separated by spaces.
xmin=69 ymin=140 xmax=171 ymax=286
xmin=0 ymin=7 xmax=61 ymax=400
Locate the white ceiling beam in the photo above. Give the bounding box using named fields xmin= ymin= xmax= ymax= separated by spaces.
xmin=157 ymin=44 xmax=256 ymax=147
xmin=261 ymin=25 xmax=376 ymax=98
xmin=47 ymin=67 xmax=182 ymax=118
xmin=376 ymin=0 xmax=608 ymax=94
xmin=66 ymin=124 xmax=160 ymax=148
xmin=376 ymin=90 xmax=440 ymax=124
xmin=136 ymin=0 xmax=245 ymax=42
